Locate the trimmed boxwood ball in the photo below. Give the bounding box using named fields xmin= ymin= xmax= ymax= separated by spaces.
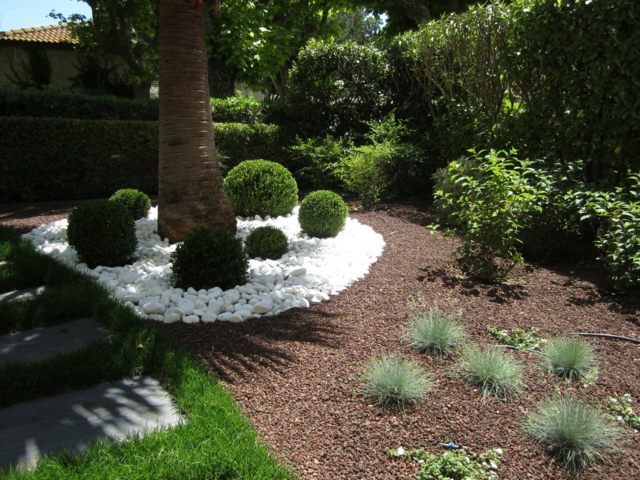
xmin=109 ymin=188 xmax=151 ymax=220
xmin=245 ymin=226 xmax=288 ymax=260
xmin=299 ymin=190 xmax=348 ymax=238
xmin=67 ymin=199 xmax=136 ymax=268
xmin=171 ymin=226 xmax=247 ymax=290
xmin=223 ymin=159 xmax=298 ymax=217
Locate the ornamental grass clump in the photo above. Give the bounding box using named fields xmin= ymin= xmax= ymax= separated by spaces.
xmin=524 ymin=396 xmax=622 ymax=471
xmin=461 ymin=346 xmax=523 ymax=399
xmin=362 ymin=354 xmax=432 ymax=408
xmin=109 ymin=188 xmax=151 ymax=220
xmin=541 ymin=337 xmax=597 ymax=381
xmin=408 ymin=308 xmax=466 ymax=357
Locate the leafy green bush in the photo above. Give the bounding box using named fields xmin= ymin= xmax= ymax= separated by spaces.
xmin=288 ymin=135 xmax=347 ymax=189
xmin=408 ymin=308 xmax=466 ymax=357
xmin=432 ymin=157 xmax=479 ymax=227
xmin=244 ymin=226 xmax=288 ymax=260
xmin=362 ymin=354 xmax=432 ymax=407
xmin=0 ymin=117 xmax=283 ymax=201
xmin=298 ymin=190 xmax=348 ymax=238
xmin=337 ymin=116 xmax=425 ymax=208
xmin=541 ymin=337 xmax=597 ymax=381
xmin=435 ymin=149 xmax=546 ymax=282
xmin=578 ymin=174 xmax=640 ymax=291
xmin=171 ymin=226 xmax=247 ymax=290
xmin=223 ymin=160 xmax=298 ymax=217
xmin=109 ymin=188 xmax=151 ymax=220
xmin=286 ymin=40 xmax=389 ymax=138
xmin=461 ymin=345 xmax=523 ymax=399
xmin=0 ymin=86 xmax=158 ymax=120
xmin=524 ymin=396 xmax=622 ymax=470
xmin=67 ymin=199 xmax=136 ymax=268
xmin=210 ymin=93 xmax=263 ymax=123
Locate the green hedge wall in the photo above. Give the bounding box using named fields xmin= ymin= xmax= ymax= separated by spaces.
xmin=0 ymin=87 xmax=158 ymax=121
xmin=0 ymin=117 xmax=283 ymax=201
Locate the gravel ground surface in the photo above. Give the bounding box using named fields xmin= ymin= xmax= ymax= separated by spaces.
xmin=3 ymin=200 xmax=639 ymax=479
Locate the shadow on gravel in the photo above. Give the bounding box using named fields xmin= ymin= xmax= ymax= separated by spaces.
xmin=159 ymin=308 xmax=344 ymax=384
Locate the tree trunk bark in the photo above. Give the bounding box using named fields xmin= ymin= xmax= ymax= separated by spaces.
xmin=158 ymin=0 xmax=236 ymax=242
xmin=208 ymin=55 xmax=236 ymax=98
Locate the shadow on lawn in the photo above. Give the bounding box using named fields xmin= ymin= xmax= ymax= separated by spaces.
xmin=158 ymin=308 xmax=343 ymax=384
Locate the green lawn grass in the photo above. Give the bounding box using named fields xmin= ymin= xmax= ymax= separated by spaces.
xmin=0 ymin=225 xmax=294 ymax=479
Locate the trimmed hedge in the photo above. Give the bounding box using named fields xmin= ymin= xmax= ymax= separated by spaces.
xmin=0 ymin=86 xmax=158 ymax=121
xmin=0 ymin=117 xmax=284 ymax=201
xmin=210 ymin=93 xmax=263 ymax=123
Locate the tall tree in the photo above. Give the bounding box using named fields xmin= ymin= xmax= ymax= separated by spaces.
xmin=157 ymin=0 xmax=236 ymax=242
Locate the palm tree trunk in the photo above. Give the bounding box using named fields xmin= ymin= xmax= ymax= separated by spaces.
xmin=158 ymin=0 xmax=236 ymax=243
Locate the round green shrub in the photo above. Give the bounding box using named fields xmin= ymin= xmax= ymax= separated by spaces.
xmin=109 ymin=188 xmax=151 ymax=220
xmin=223 ymin=159 xmax=298 ymax=217
xmin=298 ymin=190 xmax=348 ymax=238
xmin=67 ymin=199 xmax=136 ymax=268
xmin=245 ymin=226 xmax=288 ymax=260
xmin=171 ymin=226 xmax=247 ymax=290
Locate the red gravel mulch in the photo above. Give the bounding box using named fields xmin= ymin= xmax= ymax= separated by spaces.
xmin=158 ymin=203 xmax=640 ymax=480
xmin=3 ymin=200 xmax=639 ymax=479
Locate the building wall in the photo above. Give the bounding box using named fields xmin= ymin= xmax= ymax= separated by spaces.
xmin=0 ymin=43 xmax=79 ymax=87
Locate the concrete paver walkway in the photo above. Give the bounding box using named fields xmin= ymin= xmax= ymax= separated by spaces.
xmin=0 ymin=318 xmax=109 ymax=366
xmin=0 ymin=376 xmax=183 ymax=470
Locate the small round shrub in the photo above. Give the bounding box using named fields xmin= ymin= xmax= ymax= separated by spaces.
xmin=298 ymin=190 xmax=348 ymax=238
xmin=524 ymin=396 xmax=622 ymax=470
xmin=245 ymin=226 xmax=288 ymax=260
xmin=67 ymin=199 xmax=136 ymax=268
xmin=109 ymin=188 xmax=151 ymax=220
xmin=408 ymin=308 xmax=466 ymax=357
xmin=541 ymin=337 xmax=597 ymax=381
xmin=461 ymin=345 xmax=523 ymax=399
xmin=223 ymin=159 xmax=298 ymax=217
xmin=171 ymin=226 xmax=247 ymax=290
xmin=362 ymin=354 xmax=432 ymax=408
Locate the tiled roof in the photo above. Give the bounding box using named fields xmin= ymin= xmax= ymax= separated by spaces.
xmin=0 ymin=24 xmax=77 ymax=45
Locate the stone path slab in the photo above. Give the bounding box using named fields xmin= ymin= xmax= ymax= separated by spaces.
xmin=0 ymin=376 xmax=183 ymax=471
xmin=0 ymin=318 xmax=109 ymax=366
xmin=0 ymin=286 xmax=46 ymax=303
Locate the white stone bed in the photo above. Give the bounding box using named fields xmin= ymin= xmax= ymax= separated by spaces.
xmin=22 ymin=207 xmax=385 ymax=324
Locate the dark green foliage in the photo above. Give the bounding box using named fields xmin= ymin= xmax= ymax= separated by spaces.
xmin=288 ymin=135 xmax=347 ymax=189
xmin=578 ymin=174 xmax=640 ymax=291
xmin=215 ymin=122 xmax=283 ymax=174
xmin=109 ymin=188 xmax=151 ymax=220
xmin=286 ymin=40 xmax=389 ymax=138
xmin=210 ymin=93 xmax=263 ymax=123
xmin=245 ymin=226 xmax=288 ymax=260
xmin=224 ymin=160 xmax=298 ymax=217
xmin=386 ymin=4 xmax=511 ymax=175
xmin=337 ymin=116 xmax=424 ymax=208
xmin=0 ymin=86 xmax=158 ymax=120
xmin=0 ymin=117 xmax=158 ymax=201
xmin=0 ymin=117 xmax=282 ymax=201
xmin=298 ymin=190 xmax=348 ymax=238
xmin=524 ymin=397 xmax=622 ymax=470
xmin=506 ymin=0 xmax=640 ymax=183
xmin=171 ymin=226 xmax=247 ymax=291
xmin=67 ymin=200 xmax=137 ymax=268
